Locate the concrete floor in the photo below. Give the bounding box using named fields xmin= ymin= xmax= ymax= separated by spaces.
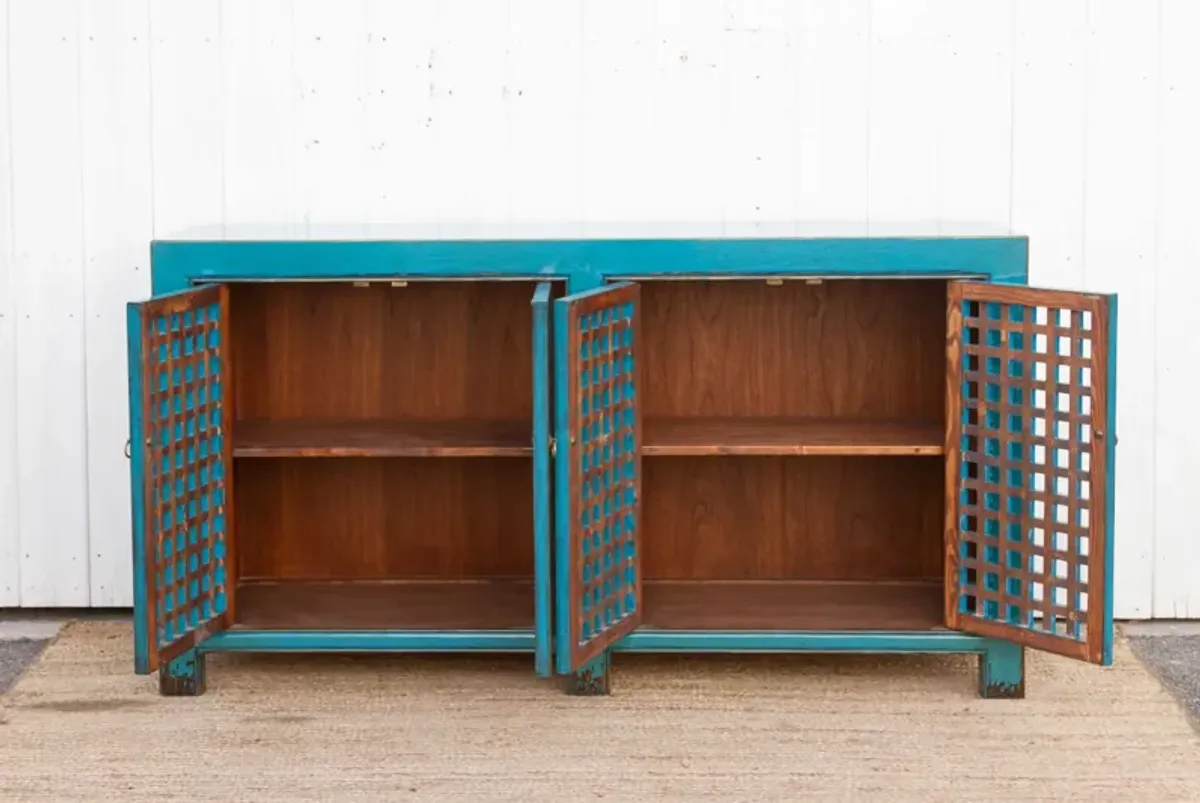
xmin=1126 ymin=621 xmax=1200 ymax=731
xmin=3 ymin=616 xmax=1200 ymax=731
xmin=0 ymin=615 xmax=65 ymax=694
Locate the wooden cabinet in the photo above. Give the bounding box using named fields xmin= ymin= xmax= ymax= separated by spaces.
xmin=126 ymin=238 xmax=1116 ymax=698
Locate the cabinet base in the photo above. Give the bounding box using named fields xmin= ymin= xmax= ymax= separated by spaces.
xmin=185 ymin=629 xmax=1025 ymax=700
xmin=978 ymin=641 xmax=1026 ymax=699
xmin=158 ymin=650 xmax=206 ymax=697
xmin=566 ymin=652 xmax=611 ymax=696
xmin=594 ymin=631 xmax=1027 ymax=699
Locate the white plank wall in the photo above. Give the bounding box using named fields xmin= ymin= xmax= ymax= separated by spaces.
xmin=0 ymin=0 xmax=1191 ymax=618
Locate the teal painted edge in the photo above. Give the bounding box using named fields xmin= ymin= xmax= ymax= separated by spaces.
xmin=127 ymin=302 xmax=151 ymax=675
xmin=196 ymin=629 xmax=994 ymax=655
xmin=1103 ymin=293 xmax=1118 ymax=666
xmin=531 ymin=283 xmax=552 ymax=677
xmin=200 ymin=631 xmax=536 ymax=652
xmin=150 ymin=237 xmax=1029 ymax=293
xmin=552 ymin=297 xmax=573 ymax=675
xmin=615 ymin=631 xmax=994 ymax=652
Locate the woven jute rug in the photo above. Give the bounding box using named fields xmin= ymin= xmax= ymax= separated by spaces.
xmin=2 ymin=621 xmax=1199 ymax=802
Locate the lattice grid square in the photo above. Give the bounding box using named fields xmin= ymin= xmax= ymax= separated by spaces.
xmin=572 ymin=296 xmax=639 ymax=652
xmin=956 ymin=294 xmax=1101 ymax=644
xmin=140 ymin=288 xmax=230 ymax=653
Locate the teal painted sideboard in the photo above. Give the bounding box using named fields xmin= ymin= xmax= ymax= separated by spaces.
xmin=125 ymin=237 xmax=1116 ymax=697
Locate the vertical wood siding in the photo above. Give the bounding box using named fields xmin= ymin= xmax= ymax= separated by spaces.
xmin=0 ymin=0 xmax=1189 ymax=618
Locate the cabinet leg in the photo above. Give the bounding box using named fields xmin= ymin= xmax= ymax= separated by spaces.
xmin=978 ymin=641 xmax=1024 ymax=699
xmin=566 ymin=651 xmax=611 ymax=696
xmin=158 ymin=649 xmax=207 ymax=697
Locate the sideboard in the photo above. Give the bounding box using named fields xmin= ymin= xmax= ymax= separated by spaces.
xmin=125 ymin=237 xmax=1116 ymax=697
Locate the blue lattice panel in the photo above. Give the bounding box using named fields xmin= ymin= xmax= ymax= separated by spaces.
xmin=565 ymin=284 xmax=641 ymax=666
xmin=136 ymin=285 xmax=232 ymax=666
xmin=948 ymin=283 xmax=1110 ymax=663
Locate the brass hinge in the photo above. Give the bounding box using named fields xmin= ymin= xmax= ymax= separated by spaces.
xmin=549 ymin=437 xmax=557 ymax=458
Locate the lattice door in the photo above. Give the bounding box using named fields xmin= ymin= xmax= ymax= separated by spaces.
xmin=128 ymin=285 xmax=234 ymax=674
xmin=554 ymin=283 xmax=642 ymax=673
xmin=945 ymin=282 xmax=1115 ymax=665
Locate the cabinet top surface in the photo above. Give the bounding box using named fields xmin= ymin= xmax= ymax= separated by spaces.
xmin=149 ymin=236 xmax=1030 ymax=294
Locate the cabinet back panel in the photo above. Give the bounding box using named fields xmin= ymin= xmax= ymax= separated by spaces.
xmin=641 ymin=279 xmax=945 ymax=420
xmin=236 ymin=458 xmax=534 ymax=580
xmin=642 ymin=456 xmax=942 ymax=581
xmin=230 ymin=282 xmax=536 ymax=421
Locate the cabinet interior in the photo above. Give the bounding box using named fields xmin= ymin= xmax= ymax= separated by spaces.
xmin=228 ymin=280 xmax=547 ymax=631
xmin=224 ymin=277 xmax=950 ymax=633
xmin=637 ymin=279 xmax=948 ymax=631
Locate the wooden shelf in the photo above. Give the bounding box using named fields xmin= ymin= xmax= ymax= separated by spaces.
xmin=234 ymin=419 xmax=532 ymax=458
xmin=234 ymin=418 xmax=940 ymax=458
xmin=643 ymin=418 xmax=943 ymax=457
xmin=235 ymin=579 xmax=940 ymax=632
xmin=234 ymin=579 xmax=533 ymax=630
xmin=642 ymin=580 xmax=944 ymax=631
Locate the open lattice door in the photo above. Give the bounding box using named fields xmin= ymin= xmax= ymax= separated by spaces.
xmin=945 ymin=281 xmax=1116 ymax=665
xmin=553 ymin=283 xmax=643 ymax=674
xmin=128 ymin=285 xmax=235 ymax=674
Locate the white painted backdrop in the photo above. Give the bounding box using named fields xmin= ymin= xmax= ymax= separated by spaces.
xmin=0 ymin=0 xmax=1192 ymax=618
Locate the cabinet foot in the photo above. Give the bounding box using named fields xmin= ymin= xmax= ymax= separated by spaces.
xmin=158 ymin=650 xmax=207 ymax=697
xmin=978 ymin=641 xmax=1024 ymax=699
xmin=566 ymin=651 xmax=611 ymax=696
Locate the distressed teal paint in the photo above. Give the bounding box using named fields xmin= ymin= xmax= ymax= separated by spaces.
xmin=531 ymin=282 xmax=553 ymax=677
xmin=159 ymin=648 xmax=206 ymax=696
xmin=201 ymin=630 xmax=536 ymax=652
xmin=567 ymin=650 xmax=610 ymax=696
xmin=553 ymin=296 xmax=573 ymax=675
xmin=979 ymin=640 xmax=1025 ymax=698
xmin=567 ymin=271 xmax=605 ymax=294
xmin=165 ymin=651 xmax=200 ymax=681
xmin=127 ymin=302 xmax=151 ymax=675
xmin=616 ymin=630 xmax=995 ymax=653
xmin=1103 ymin=294 xmax=1119 ymax=666
xmin=151 ymin=237 xmax=1028 ymax=293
